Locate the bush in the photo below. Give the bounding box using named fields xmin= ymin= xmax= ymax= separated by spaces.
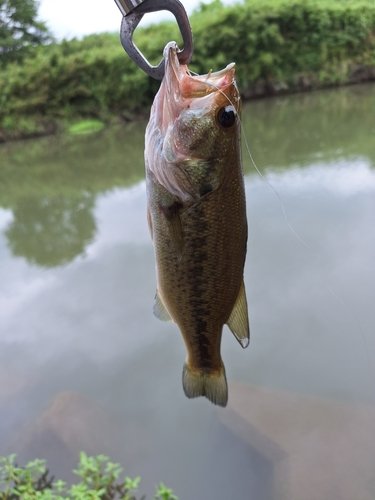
xmin=190 ymin=0 xmax=375 ymax=89
xmin=1 ymin=0 xmax=375 ymax=138
xmin=0 ymin=453 xmax=178 ymax=500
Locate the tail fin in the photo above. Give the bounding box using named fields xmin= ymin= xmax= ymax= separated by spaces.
xmin=182 ymin=362 xmax=228 ymax=407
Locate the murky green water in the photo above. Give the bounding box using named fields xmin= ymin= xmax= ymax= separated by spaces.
xmin=1 ymin=83 xmax=375 ymax=499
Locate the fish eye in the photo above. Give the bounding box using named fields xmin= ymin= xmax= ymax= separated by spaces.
xmin=217 ymin=106 xmax=236 ymax=129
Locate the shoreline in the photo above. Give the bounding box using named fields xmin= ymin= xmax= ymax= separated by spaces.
xmin=1 ymin=72 xmax=374 ymax=144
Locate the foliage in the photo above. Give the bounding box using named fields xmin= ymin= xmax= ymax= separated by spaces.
xmin=0 ymin=32 xmax=151 ymax=136
xmin=0 ymin=0 xmax=52 ymax=67
xmin=68 ymin=119 xmax=105 ymax=135
xmin=190 ymin=0 xmax=375 ymax=89
xmin=0 ymin=0 xmax=375 ymax=139
xmin=0 ymin=453 xmax=178 ymax=500
xmin=153 ymin=484 xmax=178 ymax=500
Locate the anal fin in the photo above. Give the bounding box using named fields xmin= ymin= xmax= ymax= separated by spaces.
xmin=226 ymin=280 xmax=250 ymax=348
xmin=153 ymin=290 xmax=172 ymax=322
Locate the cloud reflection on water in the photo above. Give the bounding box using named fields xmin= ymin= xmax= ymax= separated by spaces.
xmin=264 ymin=157 xmax=375 ymax=195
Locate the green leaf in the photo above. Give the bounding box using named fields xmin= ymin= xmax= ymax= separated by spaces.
xmin=124 ymin=476 xmax=141 ymax=492
xmin=155 ymin=482 xmax=179 ymax=500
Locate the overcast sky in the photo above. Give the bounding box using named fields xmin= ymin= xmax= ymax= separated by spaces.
xmin=38 ymin=0 xmax=231 ymax=40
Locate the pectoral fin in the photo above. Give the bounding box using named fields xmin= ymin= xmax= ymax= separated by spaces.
xmin=161 ymin=202 xmax=183 ymax=259
xmin=153 ymin=290 xmax=172 ymax=322
xmin=226 ymin=280 xmax=250 ymax=348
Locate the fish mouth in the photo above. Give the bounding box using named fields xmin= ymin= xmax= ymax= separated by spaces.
xmin=164 ymin=41 xmax=236 ymax=99
xmin=161 ymin=41 xmax=239 ymax=126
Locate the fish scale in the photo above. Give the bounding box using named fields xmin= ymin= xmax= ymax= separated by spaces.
xmin=145 ymin=42 xmax=249 ymax=406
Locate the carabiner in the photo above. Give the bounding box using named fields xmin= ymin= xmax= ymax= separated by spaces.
xmin=115 ymin=0 xmax=193 ymax=80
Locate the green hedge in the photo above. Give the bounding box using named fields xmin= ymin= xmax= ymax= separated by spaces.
xmin=0 ymin=34 xmax=151 ymax=119
xmin=191 ymin=0 xmax=375 ymax=89
xmin=1 ymin=0 xmax=375 ymax=138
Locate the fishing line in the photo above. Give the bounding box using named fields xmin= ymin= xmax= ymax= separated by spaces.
xmin=187 ymin=68 xmax=374 ymax=384
xmin=239 ymin=126 xmax=374 ymax=385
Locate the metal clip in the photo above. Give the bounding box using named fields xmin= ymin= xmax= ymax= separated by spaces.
xmin=115 ymin=0 xmax=193 ymax=80
xmin=114 ymin=0 xmax=144 ymax=16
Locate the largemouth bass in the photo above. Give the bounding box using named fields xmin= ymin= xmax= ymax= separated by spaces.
xmin=145 ymin=42 xmax=249 ymax=407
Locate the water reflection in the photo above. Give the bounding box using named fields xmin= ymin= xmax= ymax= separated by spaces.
xmin=0 ymin=122 xmax=146 ymax=267
xmin=5 ymin=195 xmax=96 ymax=267
xmin=241 ymin=82 xmax=375 ymax=172
xmin=0 ymin=84 xmax=374 ymax=500
xmin=0 ymin=84 xmax=374 ymax=268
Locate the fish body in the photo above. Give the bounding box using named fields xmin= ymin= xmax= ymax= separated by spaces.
xmin=145 ymin=42 xmax=249 ymax=407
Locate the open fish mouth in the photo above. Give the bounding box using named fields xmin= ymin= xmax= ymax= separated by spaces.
xmin=158 ymin=41 xmax=240 ymax=132
xmin=164 ymin=41 xmax=236 ymax=98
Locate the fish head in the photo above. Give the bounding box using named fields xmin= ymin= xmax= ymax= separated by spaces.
xmin=162 ymin=42 xmax=241 ymax=159
xmin=146 ymin=42 xmax=241 ymax=202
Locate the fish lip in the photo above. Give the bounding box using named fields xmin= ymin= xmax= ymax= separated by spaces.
xmin=163 ymin=41 xmax=237 ymax=100
xmin=164 ymin=40 xmax=236 ymax=81
xmin=163 ymin=41 xmax=186 ymax=90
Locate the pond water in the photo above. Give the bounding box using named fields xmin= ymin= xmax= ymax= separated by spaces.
xmin=0 ymin=83 xmax=375 ymax=499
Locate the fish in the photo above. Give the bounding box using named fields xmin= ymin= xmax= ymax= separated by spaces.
xmin=145 ymin=41 xmax=249 ymax=407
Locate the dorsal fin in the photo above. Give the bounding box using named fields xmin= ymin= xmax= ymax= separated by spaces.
xmin=226 ymin=280 xmax=250 ymax=348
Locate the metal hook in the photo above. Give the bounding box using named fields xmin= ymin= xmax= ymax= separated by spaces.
xmin=115 ymin=0 xmax=193 ymax=80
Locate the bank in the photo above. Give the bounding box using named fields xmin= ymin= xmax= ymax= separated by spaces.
xmin=1 ymin=0 xmax=375 ymax=142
